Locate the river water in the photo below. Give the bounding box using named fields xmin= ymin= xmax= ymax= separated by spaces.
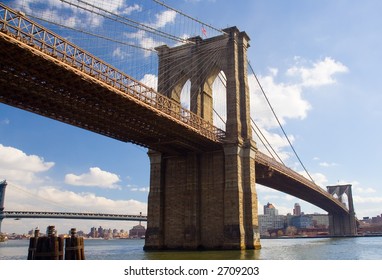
xmin=1 ymin=236 xmax=382 ymax=260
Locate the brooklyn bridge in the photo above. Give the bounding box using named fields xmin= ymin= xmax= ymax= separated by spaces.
xmin=0 ymin=2 xmax=356 ymax=250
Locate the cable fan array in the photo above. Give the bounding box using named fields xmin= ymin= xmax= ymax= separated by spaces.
xmin=10 ymin=0 xmax=314 ymax=182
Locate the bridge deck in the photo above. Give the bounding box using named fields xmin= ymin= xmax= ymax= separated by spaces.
xmin=0 ymin=3 xmax=224 ymax=154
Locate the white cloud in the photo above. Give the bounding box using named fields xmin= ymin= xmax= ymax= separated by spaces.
xmin=0 ymin=144 xmax=54 ymax=184
xmin=124 ymin=30 xmax=164 ymax=57
xmin=13 ymin=0 xmax=143 ymax=29
xmin=353 ymin=195 xmax=382 ymax=204
xmin=120 ymin=4 xmax=142 ymax=15
xmin=319 ymin=161 xmax=338 ymax=167
xmin=140 ymin=74 xmax=158 ymax=90
xmin=249 ymin=72 xmax=311 ymax=129
xmin=151 ymin=10 xmax=177 ymax=29
xmin=130 ymin=187 xmax=150 ymax=192
xmin=355 ymin=187 xmax=376 ymax=194
xmin=65 ymin=167 xmax=121 ymax=189
xmin=112 ymin=47 xmax=130 ymax=60
xmin=287 ymin=57 xmax=348 ymax=88
xmin=249 ymin=57 xmax=348 ymax=161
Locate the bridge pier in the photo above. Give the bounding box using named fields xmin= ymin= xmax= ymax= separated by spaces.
xmin=328 ymin=213 xmax=357 ymax=236
xmin=144 ymin=27 xmax=260 ymax=250
xmin=327 ymin=184 xmax=357 ymax=236
xmin=145 ymin=141 xmax=260 ymax=250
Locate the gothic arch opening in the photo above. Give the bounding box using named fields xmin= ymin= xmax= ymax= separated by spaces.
xmin=341 ymin=193 xmax=349 ymax=210
xmin=210 ymin=70 xmax=227 ymax=131
xmin=180 ymin=79 xmax=191 ymax=110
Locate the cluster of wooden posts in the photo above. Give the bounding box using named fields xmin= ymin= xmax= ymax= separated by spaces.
xmin=27 ymin=226 xmax=85 ymax=260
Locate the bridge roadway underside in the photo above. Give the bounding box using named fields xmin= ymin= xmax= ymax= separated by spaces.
xmin=255 ymin=164 xmax=348 ymax=216
xmin=0 ymin=35 xmax=221 ymax=154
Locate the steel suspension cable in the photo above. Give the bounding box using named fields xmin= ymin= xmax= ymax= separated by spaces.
xmin=248 ymin=60 xmax=315 ymax=183
xmin=213 ymin=69 xmax=284 ymax=162
xmin=28 ymin=14 xmax=156 ymax=53
xmin=250 ymin=117 xmax=285 ymax=164
xmin=60 ymin=0 xmax=191 ymax=44
xmin=151 ymin=0 xmax=227 ymax=35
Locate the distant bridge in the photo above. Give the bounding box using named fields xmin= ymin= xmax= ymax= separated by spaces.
xmin=0 ymin=210 xmax=147 ymax=222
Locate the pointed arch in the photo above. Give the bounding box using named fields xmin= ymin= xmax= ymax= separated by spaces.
xmin=180 ymin=79 xmax=191 ymax=110
xmin=212 ymin=71 xmax=227 ymax=131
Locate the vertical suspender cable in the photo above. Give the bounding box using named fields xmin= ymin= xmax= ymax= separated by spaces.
xmin=248 ymin=60 xmax=315 ymax=183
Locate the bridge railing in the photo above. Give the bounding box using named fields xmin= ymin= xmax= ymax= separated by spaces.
xmin=0 ymin=3 xmax=225 ymax=143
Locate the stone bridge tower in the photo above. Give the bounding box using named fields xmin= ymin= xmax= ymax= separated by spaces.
xmin=327 ymin=184 xmax=357 ymax=236
xmin=144 ymin=27 xmax=261 ymax=250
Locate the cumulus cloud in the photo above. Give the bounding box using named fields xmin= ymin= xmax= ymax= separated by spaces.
xmin=140 ymin=74 xmax=158 ymax=90
xmin=65 ymin=167 xmax=121 ymax=189
xmin=13 ymin=0 xmax=143 ymax=30
xmin=249 ymin=57 xmax=348 ymax=160
xmin=151 ymin=10 xmax=177 ymax=29
xmin=0 ymin=144 xmax=54 ymax=184
xmin=287 ymin=57 xmax=348 ymax=88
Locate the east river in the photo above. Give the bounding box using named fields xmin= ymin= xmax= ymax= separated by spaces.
xmin=1 ymin=236 xmax=382 ymax=260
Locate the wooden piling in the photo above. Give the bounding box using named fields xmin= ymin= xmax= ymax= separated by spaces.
xmin=65 ymin=228 xmax=85 ymax=260
xmin=32 ymin=225 xmax=64 ymax=260
xmin=27 ymin=227 xmax=39 ymax=260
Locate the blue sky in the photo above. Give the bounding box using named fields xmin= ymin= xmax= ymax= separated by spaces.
xmin=1 ymin=0 xmax=382 ymax=234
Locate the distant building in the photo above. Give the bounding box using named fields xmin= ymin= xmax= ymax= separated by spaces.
xmin=290 ymin=215 xmax=313 ymax=229
xmin=258 ymin=203 xmax=286 ymax=236
xmin=293 ymin=203 xmax=301 ymax=216
xmin=129 ymin=223 xmax=146 ymax=238
xmin=372 ymin=215 xmax=382 ymax=224
xmin=309 ymin=214 xmax=329 ymax=229
xmin=89 ymin=227 xmax=98 ymax=238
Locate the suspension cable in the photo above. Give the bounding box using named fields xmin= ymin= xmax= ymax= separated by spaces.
xmin=250 ymin=117 xmax=285 ymax=164
xmin=28 ymin=14 xmax=156 ymax=53
xmin=60 ymin=0 xmax=191 ymax=44
xmin=151 ymin=0 xmax=227 ymax=35
xmin=248 ymin=60 xmax=315 ymax=183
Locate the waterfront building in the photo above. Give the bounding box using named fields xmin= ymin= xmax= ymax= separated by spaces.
xmin=129 ymin=223 xmax=146 ymax=238
xmin=290 ymin=215 xmax=313 ymax=229
xmin=309 ymin=214 xmax=329 ymax=228
xmin=293 ymin=203 xmax=301 ymax=216
xmin=258 ymin=203 xmax=286 ymax=236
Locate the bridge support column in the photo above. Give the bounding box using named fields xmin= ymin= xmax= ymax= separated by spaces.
xmin=328 ymin=213 xmax=357 ymax=236
xmin=223 ymin=141 xmax=260 ymax=249
xmin=145 ymin=150 xmax=224 ymax=250
xmin=327 ymin=184 xmax=357 ymax=236
xmin=144 ymin=146 xmax=260 ymax=250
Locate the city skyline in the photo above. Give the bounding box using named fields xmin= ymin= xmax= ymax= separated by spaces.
xmin=2 ymin=0 xmax=382 ymax=234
